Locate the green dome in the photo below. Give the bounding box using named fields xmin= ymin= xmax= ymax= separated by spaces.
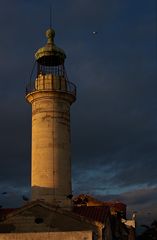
xmin=35 ymin=28 xmax=66 ymax=66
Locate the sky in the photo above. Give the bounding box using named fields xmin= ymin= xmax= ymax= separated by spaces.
xmin=0 ymin=0 xmax=156 ymax=228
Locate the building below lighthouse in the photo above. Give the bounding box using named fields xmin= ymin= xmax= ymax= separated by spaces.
xmin=0 ymin=26 xmax=135 ymax=240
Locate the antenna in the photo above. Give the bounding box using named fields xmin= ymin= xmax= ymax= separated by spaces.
xmin=49 ymin=4 xmax=52 ymax=28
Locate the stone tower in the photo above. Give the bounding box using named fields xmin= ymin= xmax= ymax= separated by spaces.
xmin=26 ymin=28 xmax=76 ymax=208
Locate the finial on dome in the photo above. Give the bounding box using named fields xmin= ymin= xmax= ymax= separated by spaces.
xmin=46 ymin=28 xmax=55 ymax=44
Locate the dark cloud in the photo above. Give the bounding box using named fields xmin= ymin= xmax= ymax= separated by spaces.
xmin=0 ymin=0 xmax=156 ymax=226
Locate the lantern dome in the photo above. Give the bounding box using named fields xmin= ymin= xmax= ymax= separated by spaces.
xmin=35 ymin=28 xmax=66 ymax=66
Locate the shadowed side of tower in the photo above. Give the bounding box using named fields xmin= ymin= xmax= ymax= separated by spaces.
xmin=25 ymin=28 xmax=76 ymax=209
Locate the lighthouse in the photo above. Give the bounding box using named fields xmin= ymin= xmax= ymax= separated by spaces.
xmin=26 ymin=28 xmax=76 ymax=208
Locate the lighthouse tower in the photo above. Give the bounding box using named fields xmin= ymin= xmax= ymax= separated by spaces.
xmin=26 ymin=28 xmax=76 ymax=208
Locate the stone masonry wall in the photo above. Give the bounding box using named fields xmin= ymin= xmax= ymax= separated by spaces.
xmin=0 ymin=231 xmax=92 ymax=240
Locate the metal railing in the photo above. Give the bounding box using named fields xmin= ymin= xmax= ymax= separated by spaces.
xmin=26 ymin=77 xmax=76 ymax=97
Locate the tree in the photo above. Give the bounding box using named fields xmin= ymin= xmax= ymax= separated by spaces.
xmin=137 ymin=220 xmax=157 ymax=240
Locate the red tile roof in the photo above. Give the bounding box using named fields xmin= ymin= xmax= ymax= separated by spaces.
xmin=73 ymin=206 xmax=110 ymax=223
xmin=103 ymin=202 xmax=126 ymax=212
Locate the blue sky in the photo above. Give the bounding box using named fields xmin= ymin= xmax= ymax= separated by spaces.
xmin=0 ymin=0 xmax=156 ymax=227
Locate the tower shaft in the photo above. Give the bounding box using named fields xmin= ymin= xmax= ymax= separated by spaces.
xmin=26 ymin=27 xmax=76 ymax=208
xmin=26 ymin=75 xmax=75 ymax=208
